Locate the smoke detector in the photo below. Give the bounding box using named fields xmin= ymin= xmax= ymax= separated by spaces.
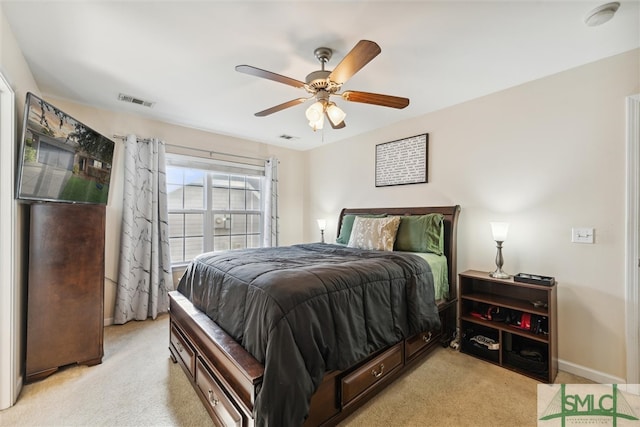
xmin=584 ymin=2 xmax=620 ymax=27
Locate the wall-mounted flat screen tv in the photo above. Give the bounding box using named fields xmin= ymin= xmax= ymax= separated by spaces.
xmin=16 ymin=92 xmax=115 ymax=205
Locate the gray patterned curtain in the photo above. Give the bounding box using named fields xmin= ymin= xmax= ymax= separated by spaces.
xmin=263 ymin=157 xmax=278 ymax=247
xmin=114 ymin=135 xmax=173 ymax=324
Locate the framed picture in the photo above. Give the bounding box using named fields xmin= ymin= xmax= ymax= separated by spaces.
xmin=375 ymin=133 xmax=428 ymax=187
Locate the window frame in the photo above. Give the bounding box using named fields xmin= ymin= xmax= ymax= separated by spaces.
xmin=166 ymin=153 xmax=265 ymax=267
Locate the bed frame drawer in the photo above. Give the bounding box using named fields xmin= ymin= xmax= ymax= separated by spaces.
xmin=341 ymin=343 xmax=403 ymax=407
xmin=405 ymin=329 xmax=441 ymax=361
xmin=196 ymin=357 xmax=243 ymax=427
xmin=170 ymin=323 xmax=195 ymax=376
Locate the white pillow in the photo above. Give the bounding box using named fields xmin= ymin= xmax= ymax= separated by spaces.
xmin=347 ymin=216 xmax=401 ymax=251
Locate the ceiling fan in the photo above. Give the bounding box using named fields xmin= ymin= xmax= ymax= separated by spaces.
xmin=235 ymin=40 xmax=410 ymax=131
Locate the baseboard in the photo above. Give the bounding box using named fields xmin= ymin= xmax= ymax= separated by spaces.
xmin=559 ymin=358 xmax=625 ymax=384
xmin=104 ymin=317 xmax=114 ymax=326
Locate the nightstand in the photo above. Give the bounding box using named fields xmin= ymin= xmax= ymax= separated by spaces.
xmin=458 ymin=270 xmax=557 ymax=382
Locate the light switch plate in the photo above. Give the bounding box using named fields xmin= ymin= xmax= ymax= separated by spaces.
xmin=572 ymin=227 xmax=594 ymax=244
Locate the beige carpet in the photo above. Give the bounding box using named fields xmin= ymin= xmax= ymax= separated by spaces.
xmin=0 ymin=315 xmax=590 ymax=427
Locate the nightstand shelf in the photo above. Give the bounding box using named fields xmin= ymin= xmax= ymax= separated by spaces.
xmin=460 ymin=315 xmax=550 ymax=344
xmin=459 ymin=293 xmax=549 ymax=316
xmin=458 ymin=270 xmax=558 ymax=383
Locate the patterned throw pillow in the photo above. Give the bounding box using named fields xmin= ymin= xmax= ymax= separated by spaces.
xmin=347 ymin=216 xmax=401 ymax=251
xmin=336 ymin=214 xmax=387 ymax=244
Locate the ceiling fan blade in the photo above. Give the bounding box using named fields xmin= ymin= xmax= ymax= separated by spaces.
xmin=341 ymin=91 xmax=410 ymax=109
xmin=328 ymin=40 xmax=381 ymax=85
xmin=236 ymin=65 xmax=306 ymax=89
xmin=255 ymin=98 xmax=308 ymax=117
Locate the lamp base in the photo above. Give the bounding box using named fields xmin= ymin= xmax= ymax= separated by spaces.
xmin=490 ymin=241 xmax=509 ymax=279
xmin=489 ymin=269 xmax=510 ymax=279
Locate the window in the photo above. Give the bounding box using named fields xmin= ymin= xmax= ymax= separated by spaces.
xmin=166 ymin=154 xmax=266 ymax=265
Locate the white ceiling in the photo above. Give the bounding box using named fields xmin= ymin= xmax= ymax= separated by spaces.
xmin=2 ymin=1 xmax=639 ymax=151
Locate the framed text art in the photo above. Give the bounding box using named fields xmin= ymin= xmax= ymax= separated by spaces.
xmin=375 ymin=134 xmax=428 ymax=187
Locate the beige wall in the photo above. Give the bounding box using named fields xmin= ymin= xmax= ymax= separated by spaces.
xmin=0 ymin=6 xmax=40 ymax=118
xmin=42 ymin=98 xmax=306 ymax=324
xmin=305 ymin=48 xmax=640 ymax=381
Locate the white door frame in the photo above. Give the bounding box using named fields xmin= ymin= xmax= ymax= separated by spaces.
xmin=0 ymin=72 xmax=18 ymax=409
xmin=626 ymin=94 xmax=640 ymax=387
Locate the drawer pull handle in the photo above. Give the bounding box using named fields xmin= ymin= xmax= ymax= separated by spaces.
xmin=371 ymin=363 xmax=385 ymax=378
xmin=422 ymin=332 xmax=433 ymax=343
xmin=176 ymin=342 xmax=184 ymax=353
xmin=208 ymin=389 xmax=219 ymax=406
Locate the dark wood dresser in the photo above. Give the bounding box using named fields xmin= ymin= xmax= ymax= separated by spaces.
xmin=25 ymin=203 xmax=105 ymax=382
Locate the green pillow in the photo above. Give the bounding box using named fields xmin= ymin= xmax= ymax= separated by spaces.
xmin=336 ymin=213 xmax=386 ymax=244
xmin=394 ymin=214 xmax=444 ymax=255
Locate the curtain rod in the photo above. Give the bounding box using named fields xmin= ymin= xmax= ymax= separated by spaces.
xmin=112 ymin=134 xmax=269 ymax=163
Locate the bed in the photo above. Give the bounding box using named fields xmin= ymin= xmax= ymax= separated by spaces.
xmin=169 ymin=205 xmax=460 ymax=426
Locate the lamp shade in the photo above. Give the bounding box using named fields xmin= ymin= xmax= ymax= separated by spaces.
xmin=305 ymin=101 xmax=324 ymax=122
xmin=490 ymin=222 xmax=509 ymax=242
xmin=326 ymin=103 xmax=346 ymax=126
xmin=316 ymin=219 xmax=326 ymax=230
xmin=309 ymin=114 xmax=324 ymax=130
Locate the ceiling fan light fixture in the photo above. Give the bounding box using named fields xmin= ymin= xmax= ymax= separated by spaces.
xmin=305 ymin=101 xmax=324 ymax=122
xmin=309 ymin=114 xmax=324 ymax=131
xmin=584 ymin=2 xmax=620 ymax=26
xmin=326 ymin=103 xmax=346 ymax=126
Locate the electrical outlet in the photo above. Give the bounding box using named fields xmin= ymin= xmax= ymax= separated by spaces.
xmin=571 ymin=227 xmax=594 ymax=244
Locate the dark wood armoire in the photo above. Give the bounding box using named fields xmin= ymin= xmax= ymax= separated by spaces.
xmin=25 ymin=202 xmax=105 ymax=382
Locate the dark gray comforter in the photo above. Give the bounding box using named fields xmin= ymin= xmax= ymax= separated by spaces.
xmin=177 ymin=243 xmax=441 ymax=426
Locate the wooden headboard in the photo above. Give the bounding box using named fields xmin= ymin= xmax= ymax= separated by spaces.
xmin=338 ymin=205 xmax=461 ymax=301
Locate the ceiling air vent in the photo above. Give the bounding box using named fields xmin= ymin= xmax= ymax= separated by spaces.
xmin=118 ymin=93 xmax=154 ymax=108
xmin=279 ymin=134 xmax=299 ymax=140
